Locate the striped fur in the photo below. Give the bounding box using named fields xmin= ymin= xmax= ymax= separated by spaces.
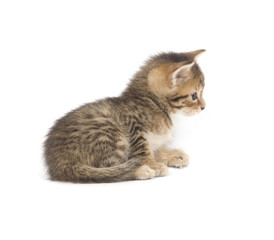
xmin=44 ymin=50 xmax=206 ymax=183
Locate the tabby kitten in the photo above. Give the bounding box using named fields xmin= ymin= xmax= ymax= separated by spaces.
xmin=44 ymin=50 xmax=206 ymax=183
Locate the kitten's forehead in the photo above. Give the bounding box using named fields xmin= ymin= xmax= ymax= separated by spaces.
xmin=189 ymin=64 xmax=205 ymax=89
xmin=192 ymin=64 xmax=204 ymax=80
xmin=173 ymin=63 xmax=204 ymax=94
xmin=176 ymin=77 xmax=202 ymax=95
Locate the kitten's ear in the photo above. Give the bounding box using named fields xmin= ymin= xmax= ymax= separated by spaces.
xmin=172 ymin=61 xmax=194 ymax=86
xmin=186 ymin=49 xmax=206 ymax=61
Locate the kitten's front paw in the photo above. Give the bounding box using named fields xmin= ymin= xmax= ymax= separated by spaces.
xmin=135 ymin=165 xmax=156 ymax=180
xmin=156 ymin=163 xmax=169 ymax=177
xmin=146 ymin=161 xmax=168 ymax=177
xmin=167 ymin=150 xmax=189 ymax=168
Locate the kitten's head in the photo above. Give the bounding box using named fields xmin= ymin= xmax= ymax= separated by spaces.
xmin=147 ymin=50 xmax=206 ymax=116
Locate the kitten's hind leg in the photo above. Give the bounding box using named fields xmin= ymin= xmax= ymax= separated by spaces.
xmin=154 ymin=146 xmax=189 ymax=168
xmin=92 ymin=134 xmax=130 ymax=168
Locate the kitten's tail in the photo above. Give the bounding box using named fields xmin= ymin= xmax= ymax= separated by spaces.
xmin=49 ymin=158 xmax=144 ymax=183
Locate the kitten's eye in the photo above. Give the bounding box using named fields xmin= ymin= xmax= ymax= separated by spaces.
xmin=191 ymin=93 xmax=198 ymax=101
xmin=170 ymin=95 xmax=188 ymax=102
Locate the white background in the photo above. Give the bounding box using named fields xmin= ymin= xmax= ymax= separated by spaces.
xmin=1 ymin=0 xmax=274 ymax=239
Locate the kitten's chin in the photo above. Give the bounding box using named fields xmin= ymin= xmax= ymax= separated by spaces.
xmin=180 ymin=109 xmax=201 ymax=117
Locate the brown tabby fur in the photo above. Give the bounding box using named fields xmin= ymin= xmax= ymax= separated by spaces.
xmin=44 ymin=50 xmax=206 ymax=183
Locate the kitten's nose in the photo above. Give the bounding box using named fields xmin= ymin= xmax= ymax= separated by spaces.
xmin=201 ymin=106 xmax=205 ymax=110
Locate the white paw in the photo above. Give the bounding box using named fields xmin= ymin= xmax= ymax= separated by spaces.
xmin=135 ymin=165 xmax=156 ymax=180
xmin=168 ymin=151 xmax=189 ymax=168
xmin=157 ymin=163 xmax=169 ymax=176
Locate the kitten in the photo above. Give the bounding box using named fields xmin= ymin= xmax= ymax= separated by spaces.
xmin=44 ymin=50 xmax=206 ymax=183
